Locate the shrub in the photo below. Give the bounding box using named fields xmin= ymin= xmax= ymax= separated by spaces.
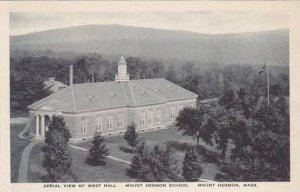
xmin=124 ymin=123 xmax=138 ymax=148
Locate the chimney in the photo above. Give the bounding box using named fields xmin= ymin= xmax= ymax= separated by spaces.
xmin=69 ymin=65 xmax=73 ymax=86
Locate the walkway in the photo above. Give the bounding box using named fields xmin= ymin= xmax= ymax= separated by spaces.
xmin=69 ymin=145 xmax=131 ymax=165
xmin=16 ymin=118 xmax=30 ymax=140
xmin=18 ymin=140 xmax=42 ymax=182
xmin=14 ymin=116 xmax=42 ymax=182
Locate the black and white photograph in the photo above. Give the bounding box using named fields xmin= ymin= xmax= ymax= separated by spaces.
xmin=1 ymin=1 xmax=299 ymax=191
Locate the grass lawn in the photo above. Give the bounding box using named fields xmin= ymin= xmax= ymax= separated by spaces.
xmin=77 ymin=126 xmax=221 ymax=180
xmin=27 ymin=126 xmax=221 ymax=182
xmin=10 ymin=123 xmax=31 ymax=183
xmin=27 ymin=143 xmax=135 ymax=182
xmin=27 ymin=143 xmax=46 ymax=183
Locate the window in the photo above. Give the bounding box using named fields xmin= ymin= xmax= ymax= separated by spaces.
xmin=107 ymin=115 xmax=113 ymax=130
xmin=156 ymin=110 xmax=161 ymax=123
xmin=81 ymin=117 xmax=87 ymax=134
xmin=96 ymin=116 xmax=102 ymax=131
xmin=171 ymin=107 xmax=175 ymax=119
xmin=117 ymin=114 xmax=123 ymax=128
xmin=179 ymin=105 xmax=183 ymax=112
xmin=140 ymin=113 xmax=145 ymax=126
xmin=148 ymin=111 xmax=153 ymax=125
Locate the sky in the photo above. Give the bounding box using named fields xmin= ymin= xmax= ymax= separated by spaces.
xmin=10 ymin=11 xmax=289 ymax=36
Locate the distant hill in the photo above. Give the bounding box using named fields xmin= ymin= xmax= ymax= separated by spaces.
xmin=10 ymin=25 xmax=289 ymax=66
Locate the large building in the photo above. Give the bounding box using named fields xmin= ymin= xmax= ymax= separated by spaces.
xmin=27 ymin=56 xmax=198 ymax=143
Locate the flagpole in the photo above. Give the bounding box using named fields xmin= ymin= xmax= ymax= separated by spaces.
xmin=267 ymin=59 xmax=270 ymax=104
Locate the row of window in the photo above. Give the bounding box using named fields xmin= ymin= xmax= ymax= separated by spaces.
xmin=80 ymin=114 xmax=123 ymax=134
xmin=139 ymin=106 xmax=185 ymax=126
xmin=79 ymin=105 xmax=190 ymax=134
xmin=140 ymin=110 xmax=161 ymax=126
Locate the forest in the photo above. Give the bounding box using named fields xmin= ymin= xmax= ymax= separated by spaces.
xmin=10 ymin=51 xmax=289 ymax=115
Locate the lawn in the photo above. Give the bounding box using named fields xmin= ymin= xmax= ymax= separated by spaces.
xmin=27 ymin=143 xmax=46 ymax=183
xmin=77 ymin=126 xmax=221 ymax=180
xmin=10 ymin=123 xmax=31 ymax=183
xmin=27 ymin=143 xmax=135 ymax=182
xmin=27 ymin=126 xmax=221 ymax=182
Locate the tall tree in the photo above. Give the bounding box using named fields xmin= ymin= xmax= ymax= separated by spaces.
xmin=127 ymin=140 xmax=147 ymax=178
xmin=10 ymin=69 xmax=50 ymax=112
xmin=139 ymin=145 xmax=182 ymax=182
xmin=42 ymin=116 xmax=76 ymax=182
xmin=86 ymin=132 xmax=109 ymax=166
xmin=128 ymin=142 xmax=182 ymax=182
xmin=182 ymin=147 xmax=203 ymax=181
xmin=176 ymin=106 xmax=215 ymax=150
xmin=164 ymin=65 xmax=179 ymax=84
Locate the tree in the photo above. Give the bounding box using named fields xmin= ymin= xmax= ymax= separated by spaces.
xmin=126 ymin=56 xmax=165 ymax=80
xmin=127 ymin=140 xmax=147 ymax=178
xmin=86 ymin=132 xmax=109 ymax=166
xmin=182 ymin=147 xmax=203 ymax=181
xmin=10 ymin=69 xmax=50 ymax=113
xmin=42 ymin=116 xmax=77 ymax=182
xmin=124 ymin=123 xmax=139 ymax=149
xmin=139 ymin=145 xmax=182 ymax=182
xmin=164 ymin=65 xmax=179 ymax=84
xmin=253 ymin=100 xmax=284 ymax=134
xmin=176 ymin=106 xmax=215 ymax=150
xmin=127 ymin=142 xmax=182 ymax=182
xmin=215 ymin=129 xmax=290 ymax=181
xmin=219 ymin=87 xmax=237 ymax=110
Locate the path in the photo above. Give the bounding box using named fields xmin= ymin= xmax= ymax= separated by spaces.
xmin=69 ymin=145 xmax=131 ymax=165
xmin=11 ymin=117 xmax=28 ymax=124
xmin=13 ymin=116 xmax=40 ymax=183
xmin=16 ymin=117 xmax=30 ymax=140
xmin=18 ymin=140 xmax=42 ymax=182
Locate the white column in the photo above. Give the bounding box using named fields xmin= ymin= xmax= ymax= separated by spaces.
xmin=36 ymin=114 xmax=40 ymax=136
xmin=41 ymin=115 xmax=45 ymax=137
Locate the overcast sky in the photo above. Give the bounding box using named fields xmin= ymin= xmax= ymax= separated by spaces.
xmin=10 ymin=11 xmax=288 ymax=36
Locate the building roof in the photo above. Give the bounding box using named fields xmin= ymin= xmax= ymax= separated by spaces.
xmin=28 ymin=78 xmax=198 ymax=113
xmin=43 ymin=78 xmax=67 ymax=93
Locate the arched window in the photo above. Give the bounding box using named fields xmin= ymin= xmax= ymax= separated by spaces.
xmin=171 ymin=107 xmax=175 ymax=119
xmin=107 ymin=115 xmax=113 ymax=130
xmin=179 ymin=105 xmax=183 ymax=113
xmin=117 ymin=114 xmax=123 ymax=128
xmin=140 ymin=112 xmax=145 ymax=126
xmin=148 ymin=111 xmax=153 ymax=125
xmin=156 ymin=109 xmax=161 ymax=123
xmin=81 ymin=117 xmax=87 ymax=134
xmin=96 ymin=116 xmax=102 ymax=131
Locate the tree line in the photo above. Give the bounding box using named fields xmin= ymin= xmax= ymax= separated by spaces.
xmin=10 ymin=52 xmax=289 ymax=116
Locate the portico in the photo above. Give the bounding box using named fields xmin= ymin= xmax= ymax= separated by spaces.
xmin=33 ymin=111 xmax=61 ymax=139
